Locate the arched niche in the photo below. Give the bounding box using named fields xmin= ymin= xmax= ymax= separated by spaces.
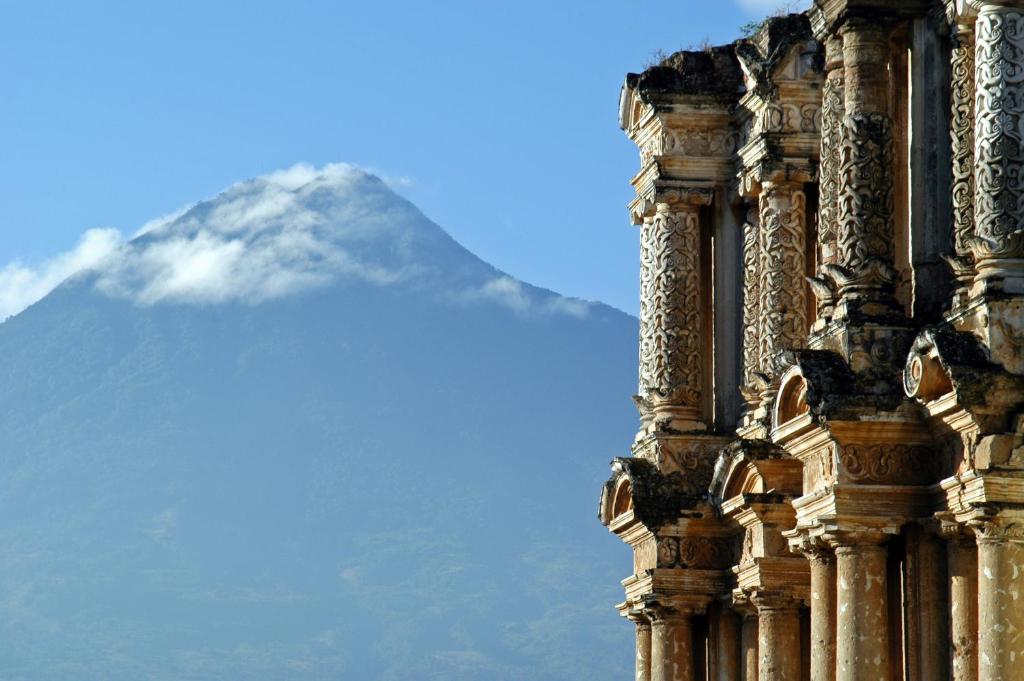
xmin=774 ymin=365 xmax=810 ymax=430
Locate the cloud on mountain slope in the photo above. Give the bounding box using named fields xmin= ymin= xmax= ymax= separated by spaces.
xmin=0 ymin=228 xmax=122 ymax=320
xmin=1 ymin=163 xmax=593 ymax=320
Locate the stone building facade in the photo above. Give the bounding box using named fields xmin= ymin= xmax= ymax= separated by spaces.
xmin=598 ymin=2 xmax=1024 ymax=680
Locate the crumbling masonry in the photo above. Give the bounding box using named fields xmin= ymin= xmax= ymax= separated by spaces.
xmin=598 ymin=2 xmax=1024 ymax=680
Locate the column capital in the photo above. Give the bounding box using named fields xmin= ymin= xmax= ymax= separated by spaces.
xmin=827 ymin=529 xmax=893 ymax=550
xmin=630 ymin=186 xmax=712 ymax=224
xmin=644 ymin=595 xmax=709 ymax=620
xmin=749 ymin=590 xmax=804 ymax=612
xmin=969 ymin=510 xmax=1024 ymax=545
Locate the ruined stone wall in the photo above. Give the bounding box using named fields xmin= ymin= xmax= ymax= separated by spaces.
xmin=600 ymin=2 xmax=1024 ymax=680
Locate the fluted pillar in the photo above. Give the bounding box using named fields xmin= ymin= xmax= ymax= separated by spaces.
xmin=974 ymin=520 xmax=1024 ymax=681
xmin=639 ymin=192 xmax=711 ymax=432
xmin=835 ymin=537 xmax=891 ymax=681
xmin=949 ymin=12 xmax=978 ymax=301
xmin=650 ymin=605 xmax=698 ymax=681
xmin=809 ymin=552 xmax=837 ymax=681
xmin=754 ymin=596 xmax=802 ymax=681
xmin=969 ymin=1 xmax=1024 ymax=272
xmin=947 ymin=533 xmax=979 ymax=681
xmin=832 ymin=18 xmax=899 ymax=318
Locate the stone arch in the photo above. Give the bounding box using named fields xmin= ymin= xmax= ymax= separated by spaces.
xmin=774 ymin=365 xmax=810 ymax=430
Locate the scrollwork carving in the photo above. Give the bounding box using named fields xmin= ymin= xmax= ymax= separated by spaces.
xmin=950 ymin=22 xmax=976 ymax=262
xmin=639 ymin=202 xmax=704 ymax=408
xmin=833 ymin=113 xmax=897 ymax=292
xmin=757 ymin=184 xmax=808 ymax=378
xmin=839 ymin=444 xmax=934 ymax=485
xmin=742 ymin=209 xmax=762 ymax=392
xmin=970 ymin=7 xmax=1024 ymax=259
xmin=655 ymin=536 xmax=733 ymax=569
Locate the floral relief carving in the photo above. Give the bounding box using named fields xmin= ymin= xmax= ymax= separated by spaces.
xmin=662 ymin=128 xmax=739 ymax=157
xmin=639 ymin=203 xmax=703 ymax=408
xmin=970 ymin=8 xmax=1024 ymax=259
xmin=757 ymin=103 xmax=821 ymax=135
xmin=817 ymin=70 xmax=844 ymax=270
xmin=656 ymin=536 xmax=733 ymax=569
xmin=833 ymin=112 xmax=897 ymax=290
xmin=757 ymin=185 xmax=808 ymax=378
xmin=741 ymin=211 xmax=762 ymax=391
xmin=950 ymin=23 xmax=976 ymax=261
xmin=839 ymin=444 xmax=934 ymax=485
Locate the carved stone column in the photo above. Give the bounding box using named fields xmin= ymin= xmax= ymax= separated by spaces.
xmin=741 ymin=611 xmax=759 ymax=681
xmin=813 ymin=36 xmax=845 ymax=325
xmin=757 ymin=182 xmax=809 ymax=381
xmin=834 ymin=536 xmax=891 ymax=681
xmin=754 ymin=595 xmax=802 ymax=681
xmin=973 ymin=517 xmax=1024 ymax=681
xmin=831 ymin=18 xmax=899 ymax=318
xmin=969 ymin=1 xmax=1024 ymax=276
xmin=631 ymin=612 xmax=654 ymax=681
xmin=808 ymin=551 xmax=837 ymax=681
xmin=650 ymin=603 xmax=698 ymax=681
xmin=949 ymin=10 xmax=978 ymax=303
xmin=639 ymin=192 xmax=711 ymax=432
xmin=741 ymin=207 xmax=762 ymax=414
xmin=945 ymin=528 xmax=979 ymax=681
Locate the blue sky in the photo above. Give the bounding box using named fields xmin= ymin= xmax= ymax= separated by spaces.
xmin=0 ymin=0 xmax=799 ymax=315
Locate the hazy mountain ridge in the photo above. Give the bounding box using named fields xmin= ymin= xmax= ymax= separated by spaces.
xmin=0 ymin=165 xmax=635 ymax=680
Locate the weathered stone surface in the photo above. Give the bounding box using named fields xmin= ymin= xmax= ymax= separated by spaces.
xmin=603 ymin=2 xmax=1024 ymax=678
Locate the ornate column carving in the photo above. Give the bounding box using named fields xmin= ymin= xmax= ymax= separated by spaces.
xmin=813 ymin=36 xmax=846 ymax=324
xmin=649 ymin=602 xmax=699 ymax=681
xmin=969 ymin=2 xmax=1024 ymax=269
xmin=972 ymin=515 xmax=1024 ymax=681
xmin=639 ymin=191 xmax=712 ymax=432
xmin=741 ymin=206 xmax=763 ymax=410
xmin=948 ymin=10 xmax=978 ymax=301
xmin=757 ymin=182 xmax=809 ymax=380
xmin=829 ymin=19 xmax=899 ymax=319
xmin=833 ymin=534 xmax=892 ymax=681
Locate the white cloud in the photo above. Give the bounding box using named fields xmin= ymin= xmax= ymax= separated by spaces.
xmin=0 ymin=228 xmax=123 ymax=320
xmin=466 ymin=276 xmax=592 ymax=319
xmin=0 ymin=163 xmax=591 ymax=321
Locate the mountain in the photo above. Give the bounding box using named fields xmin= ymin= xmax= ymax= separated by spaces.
xmin=0 ymin=165 xmax=637 ymax=680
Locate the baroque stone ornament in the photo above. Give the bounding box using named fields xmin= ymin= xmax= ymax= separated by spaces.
xmin=816 ymin=38 xmax=845 ymax=301
xmin=741 ymin=210 xmax=763 ymax=393
xmin=970 ymin=5 xmax=1024 ymax=260
xmin=606 ymin=8 xmax=1024 ymax=680
xmin=639 ymin=199 xmax=705 ymax=411
xmin=757 ymin=184 xmax=808 ymax=378
xmin=657 ymin=536 xmax=733 ymax=570
xmin=839 ymin=444 xmax=934 ymax=485
xmin=831 ymin=113 xmax=897 ymax=295
xmin=949 ymin=19 xmax=976 ymax=267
